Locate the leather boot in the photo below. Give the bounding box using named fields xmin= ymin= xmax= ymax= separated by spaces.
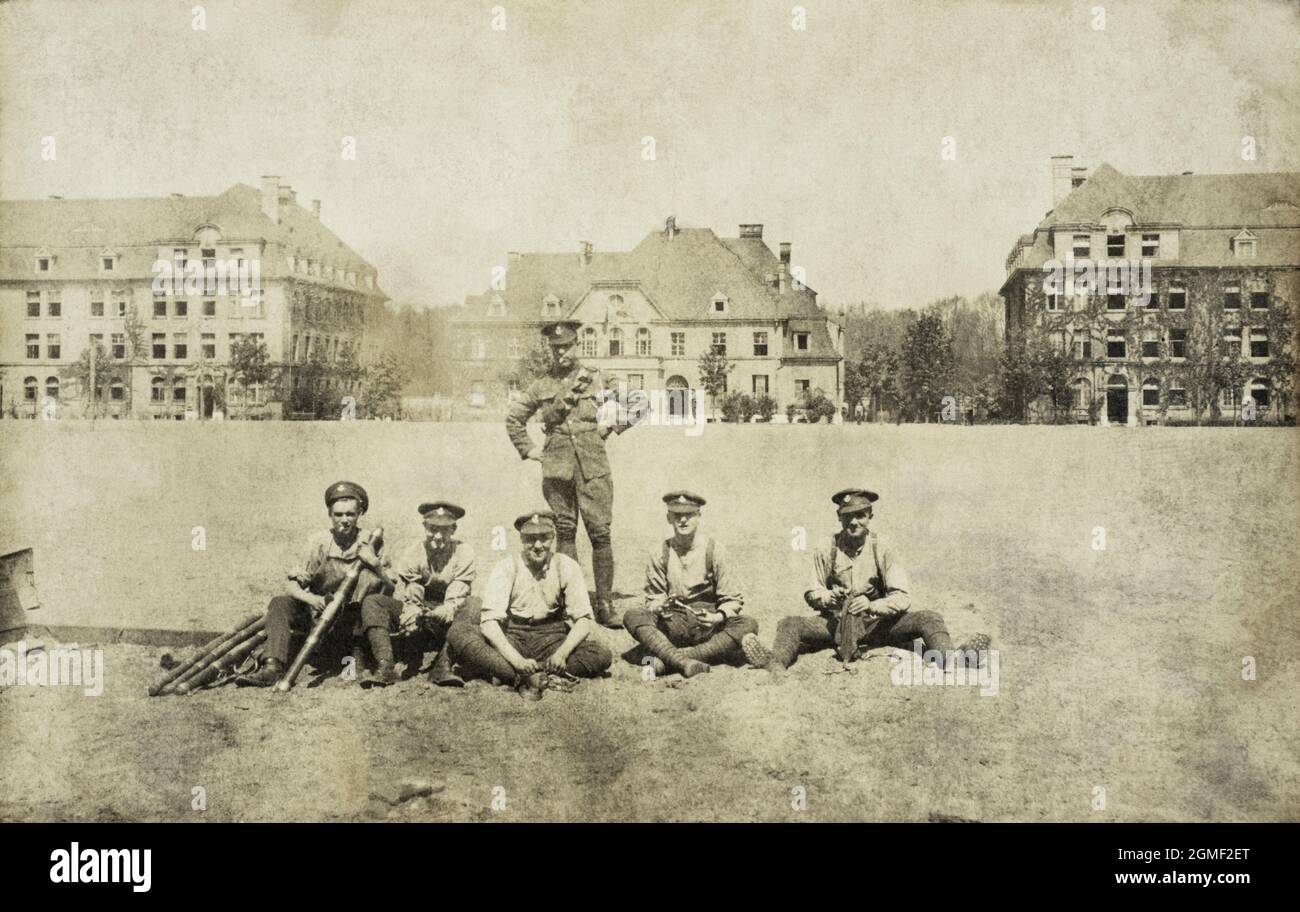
xmin=593 ymin=598 xmax=621 ymax=629
xmin=426 ymin=643 xmax=465 ymax=687
xmin=362 ymin=659 xmax=398 ymax=687
xmin=629 ymin=622 xmax=709 ymax=678
xmin=236 ymin=657 xmax=284 ymax=688
xmin=515 ymin=671 xmax=546 ymax=701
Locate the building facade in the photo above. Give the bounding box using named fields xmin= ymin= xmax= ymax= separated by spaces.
xmin=1001 ymin=158 xmax=1297 ymax=425
xmin=449 ymin=219 xmax=844 ymax=418
xmin=0 ymin=176 xmax=387 ymax=419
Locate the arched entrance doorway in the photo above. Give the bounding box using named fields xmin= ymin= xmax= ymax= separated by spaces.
xmin=664 ymin=375 xmax=691 ymax=420
xmin=199 ymin=375 xmax=216 ymax=419
xmin=1106 ymin=374 xmax=1128 ymax=425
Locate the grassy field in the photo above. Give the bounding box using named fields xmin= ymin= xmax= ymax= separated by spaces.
xmin=1 ymin=420 xmax=1297 ymax=822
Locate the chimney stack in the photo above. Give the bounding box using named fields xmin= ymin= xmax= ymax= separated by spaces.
xmin=779 ymin=242 xmax=791 ymax=265
xmin=1050 ymin=155 xmax=1074 ymax=206
xmin=261 ymin=175 xmax=281 ymax=224
xmin=311 ymin=199 xmax=321 ymax=218
xmin=278 ymin=185 xmax=297 ymax=205
xmin=1070 ymin=166 xmax=1087 ymax=189
xmin=778 ymin=262 xmax=789 ymax=293
xmin=579 ymin=241 xmax=593 ymax=267
xmin=739 ymin=223 xmax=763 ymax=239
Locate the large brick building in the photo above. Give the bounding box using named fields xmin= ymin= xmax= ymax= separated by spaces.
xmin=0 ymin=176 xmax=387 ymax=419
xmin=449 ymin=219 xmax=843 ymax=418
xmin=1001 ymin=158 xmax=1297 ymax=424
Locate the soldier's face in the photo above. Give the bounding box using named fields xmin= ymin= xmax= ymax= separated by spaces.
xmin=668 ymin=511 xmax=700 ymax=537
xmin=425 ymin=521 xmax=455 ymax=551
xmin=330 ymin=499 xmax=360 ymax=536
xmin=522 ymin=531 xmax=555 ymax=566
xmin=550 ymin=341 xmax=576 ymax=370
xmin=840 ymin=509 xmax=871 ymax=539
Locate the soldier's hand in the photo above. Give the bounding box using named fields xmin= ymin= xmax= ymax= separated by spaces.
xmin=309 ymin=594 xmax=329 ymax=618
xmin=514 ymin=657 xmax=541 ymax=675
xmin=845 ymin=595 xmax=874 ymax=616
xmin=525 ymin=447 xmax=543 ymax=462
xmin=543 ymin=653 xmax=569 ymax=675
xmin=398 ymin=602 xmax=424 ymax=632
xmin=430 ymin=603 xmax=456 ymax=626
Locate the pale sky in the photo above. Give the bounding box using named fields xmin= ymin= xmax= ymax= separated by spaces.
xmin=3 ymin=0 xmax=1297 ymax=310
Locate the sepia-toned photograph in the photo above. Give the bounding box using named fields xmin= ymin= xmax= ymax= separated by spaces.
xmin=1 ymin=0 xmax=1297 ymax=840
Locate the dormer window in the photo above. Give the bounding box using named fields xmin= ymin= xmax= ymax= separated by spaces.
xmin=794 ymin=332 xmax=810 ymax=351
xmin=542 ymin=294 xmax=561 ymax=318
xmin=711 ymin=293 xmax=729 ymax=314
xmin=35 ymin=249 xmax=53 ymax=273
xmin=99 ymin=250 xmax=118 ymax=272
xmin=488 ymin=295 xmax=507 ymax=317
xmin=1232 ymin=230 xmax=1257 ymax=259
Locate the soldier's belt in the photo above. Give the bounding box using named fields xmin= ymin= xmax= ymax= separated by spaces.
xmin=505 ymin=612 xmax=565 ymax=627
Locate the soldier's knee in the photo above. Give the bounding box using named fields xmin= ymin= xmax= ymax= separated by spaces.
xmin=445 ymin=621 xmax=477 ymax=651
xmin=359 ymin=594 xmax=389 ymax=627
xmin=266 ymin=595 xmax=297 ymax=620
xmin=623 ymin=608 xmax=654 ymax=633
xmin=568 ymin=641 xmax=612 ymax=677
xmin=910 ymin=609 xmax=945 ymax=629
xmin=586 ymin=524 xmax=612 ymax=546
xmin=728 ymin=615 xmax=759 ymax=639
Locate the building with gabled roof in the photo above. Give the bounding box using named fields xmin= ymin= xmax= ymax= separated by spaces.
xmin=1 ymin=177 xmax=387 ymax=419
xmin=1001 ymin=157 xmax=1298 ymax=425
xmin=450 ymin=218 xmax=844 ymax=417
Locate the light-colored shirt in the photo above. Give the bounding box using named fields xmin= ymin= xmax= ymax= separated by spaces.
xmin=643 ymin=533 xmax=744 ymax=618
xmin=394 ymin=539 xmax=475 ymax=612
xmin=287 ymin=528 xmax=389 ymax=596
xmin=805 ymin=532 xmax=911 ymax=614
xmin=480 ymin=552 xmax=592 ymax=626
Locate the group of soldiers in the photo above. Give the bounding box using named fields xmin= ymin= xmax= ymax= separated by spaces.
xmin=235 ymin=320 xmax=988 ymax=696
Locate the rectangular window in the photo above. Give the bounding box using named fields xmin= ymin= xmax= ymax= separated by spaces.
xmin=152 ymin=333 xmax=166 ymax=359
xmin=91 ymin=294 xmax=104 ymax=317
xmin=201 ymin=333 xmax=216 ymax=360
xmin=1141 ymin=233 xmax=1159 ymax=258
xmin=1168 ymin=386 xmax=1187 ymax=407
xmin=1107 ymin=330 xmax=1126 ymax=359
xmin=1168 ymin=288 xmax=1186 ymax=310
xmin=1169 ymin=327 xmax=1187 ymax=359
xmin=1073 ymin=335 xmax=1092 ymax=360
xmin=1145 ymin=291 xmax=1160 ymax=309
xmin=506 ymin=337 xmax=522 ymax=359
xmin=46 ymin=333 xmax=61 ymax=359
xmin=90 ymin=333 xmax=104 ymax=351
xmin=670 ymin=332 xmax=686 ymax=357
xmin=1142 ymin=385 xmax=1160 ymax=407
xmin=1234 ymin=238 xmax=1257 ymax=259
xmin=1250 ymin=329 xmax=1269 ymax=358
xmin=628 ymin=374 xmax=643 ymax=390
xmin=794 ymin=332 xmax=809 ymax=351
xmin=291 ymin=335 xmax=299 ymax=362
xmin=175 ymin=299 xmax=188 ymax=317
xmin=114 ymin=292 xmax=127 ymax=317
xmin=753 ymin=331 xmax=769 ymax=356
xmin=1250 ymin=291 xmax=1269 ymax=310
xmin=37 ymin=257 xmax=50 ymax=272
xmin=202 ymin=249 xmax=217 ymax=294
xmin=1107 ymin=234 xmax=1125 ymax=257
xmin=1107 ymin=292 xmax=1125 ymax=311
xmin=47 ymin=293 xmax=61 ymax=317
xmin=636 ymin=331 xmax=651 ymax=357
xmin=173 ymin=382 xmax=187 ymax=403
xmin=752 ymin=375 xmax=769 ymax=395
xmin=1221 ymin=327 xmax=1239 ymax=358
xmin=26 ymin=334 xmax=39 ymax=359
xmin=711 ymin=332 xmax=726 ymax=356
xmin=1072 ymin=234 xmax=1090 ymax=259
xmin=154 ymin=299 xmax=167 ymax=318
xmin=609 ymin=333 xmax=622 ymax=357
xmin=101 ymin=257 xmax=114 ymax=271
xmin=1223 ymin=287 xmax=1241 ymax=310
xmin=173 ymin=335 xmax=188 ymax=359
xmin=203 ymin=299 xmax=216 ymax=317
xmin=1141 ymin=331 xmax=1159 ymax=359
xmin=111 ymin=333 xmax=125 ymax=360
xmin=27 ymin=291 xmax=40 ymax=317
xmin=795 ymin=379 xmax=811 ymax=397
xmin=1045 ymin=293 xmax=1062 ymax=312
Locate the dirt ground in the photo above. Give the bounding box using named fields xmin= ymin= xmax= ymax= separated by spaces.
xmin=1 ymin=421 xmax=1297 ymax=822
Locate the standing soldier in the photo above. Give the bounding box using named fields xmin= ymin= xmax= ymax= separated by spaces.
xmin=446 ymin=511 xmax=612 ymax=699
xmin=237 ymin=481 xmax=393 ymax=688
xmin=505 ymin=320 xmax=635 ymax=628
xmin=357 ymin=501 xmax=476 ymax=687
xmin=622 ymin=491 xmax=767 ymax=678
xmin=754 ymin=487 xmax=989 ymax=678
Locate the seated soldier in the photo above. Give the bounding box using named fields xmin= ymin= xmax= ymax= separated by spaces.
xmin=446 ymin=511 xmax=612 ymax=699
xmin=755 ymin=487 xmax=990 ymax=679
xmin=237 ymin=481 xmax=393 ymax=688
xmin=623 ymin=491 xmax=767 ymax=678
xmin=358 ymin=501 xmax=476 ymax=687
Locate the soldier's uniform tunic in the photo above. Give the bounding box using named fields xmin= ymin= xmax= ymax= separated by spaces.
xmin=505 ymin=364 xmax=630 ymax=607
